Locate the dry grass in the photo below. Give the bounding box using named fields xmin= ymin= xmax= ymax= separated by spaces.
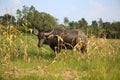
xmin=0 ymin=25 xmax=120 ymax=80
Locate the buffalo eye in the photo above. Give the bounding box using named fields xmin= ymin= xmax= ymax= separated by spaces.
xmin=38 ymin=33 xmax=45 ymax=39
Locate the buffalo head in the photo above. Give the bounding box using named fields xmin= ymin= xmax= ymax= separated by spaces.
xmin=33 ymin=29 xmax=54 ymax=48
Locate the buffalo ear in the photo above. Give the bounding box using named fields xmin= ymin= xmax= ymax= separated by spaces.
xmin=33 ymin=29 xmax=39 ymax=35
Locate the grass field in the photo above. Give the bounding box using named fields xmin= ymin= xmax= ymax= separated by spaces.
xmin=0 ymin=27 xmax=120 ymax=80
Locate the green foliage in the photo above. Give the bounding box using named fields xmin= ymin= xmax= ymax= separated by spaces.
xmin=78 ymin=18 xmax=88 ymax=28
xmin=68 ymin=18 xmax=120 ymax=39
xmin=64 ymin=17 xmax=69 ymax=26
xmin=32 ymin=11 xmax=57 ymax=30
xmin=16 ymin=5 xmax=57 ymax=32
xmin=69 ymin=21 xmax=79 ymax=29
xmin=0 ymin=14 xmax=16 ymax=26
xmin=98 ymin=18 xmax=103 ymax=28
xmin=0 ymin=5 xmax=120 ymax=38
xmin=92 ymin=20 xmax=98 ymax=28
xmin=16 ymin=9 xmax=22 ymax=26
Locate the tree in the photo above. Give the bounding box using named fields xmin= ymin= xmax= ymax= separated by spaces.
xmin=27 ymin=5 xmax=36 ymax=27
xmin=64 ymin=17 xmax=69 ymax=26
xmin=98 ymin=18 xmax=103 ymax=28
xmin=69 ymin=21 xmax=79 ymax=29
xmin=33 ymin=12 xmax=57 ymax=30
xmin=16 ymin=9 xmax=22 ymax=25
xmin=16 ymin=5 xmax=57 ymax=32
xmin=22 ymin=5 xmax=29 ymax=24
xmin=102 ymin=22 xmax=111 ymax=38
xmin=91 ymin=20 xmax=98 ymax=37
xmin=78 ymin=18 xmax=88 ymax=34
xmin=29 ymin=5 xmax=35 ymax=13
xmin=110 ymin=22 xmax=120 ymax=38
xmin=78 ymin=18 xmax=88 ymax=28
xmin=0 ymin=14 xmax=15 ymax=26
xmin=92 ymin=20 xmax=98 ymax=28
xmin=103 ymin=22 xmax=110 ymax=29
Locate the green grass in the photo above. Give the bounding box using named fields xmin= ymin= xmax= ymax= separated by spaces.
xmin=0 ymin=33 xmax=120 ymax=80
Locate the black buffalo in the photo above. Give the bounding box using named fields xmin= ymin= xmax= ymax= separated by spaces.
xmin=34 ymin=28 xmax=87 ymax=53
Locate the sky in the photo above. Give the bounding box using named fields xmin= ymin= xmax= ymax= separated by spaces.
xmin=0 ymin=0 xmax=120 ymax=24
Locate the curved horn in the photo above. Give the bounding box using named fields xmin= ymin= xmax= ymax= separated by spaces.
xmin=44 ymin=29 xmax=54 ymax=36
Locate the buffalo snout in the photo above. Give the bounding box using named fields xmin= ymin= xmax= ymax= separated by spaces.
xmin=38 ymin=44 xmax=42 ymax=48
xmin=38 ymin=44 xmax=40 ymax=47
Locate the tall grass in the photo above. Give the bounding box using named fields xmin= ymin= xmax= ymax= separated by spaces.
xmin=0 ymin=25 xmax=120 ymax=80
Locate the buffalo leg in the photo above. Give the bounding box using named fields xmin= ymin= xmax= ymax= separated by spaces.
xmin=81 ymin=44 xmax=87 ymax=53
xmin=52 ymin=46 xmax=61 ymax=58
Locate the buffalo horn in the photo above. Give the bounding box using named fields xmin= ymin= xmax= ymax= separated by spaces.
xmin=44 ymin=29 xmax=54 ymax=36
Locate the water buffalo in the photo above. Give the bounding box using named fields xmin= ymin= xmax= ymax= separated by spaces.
xmin=34 ymin=28 xmax=87 ymax=54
